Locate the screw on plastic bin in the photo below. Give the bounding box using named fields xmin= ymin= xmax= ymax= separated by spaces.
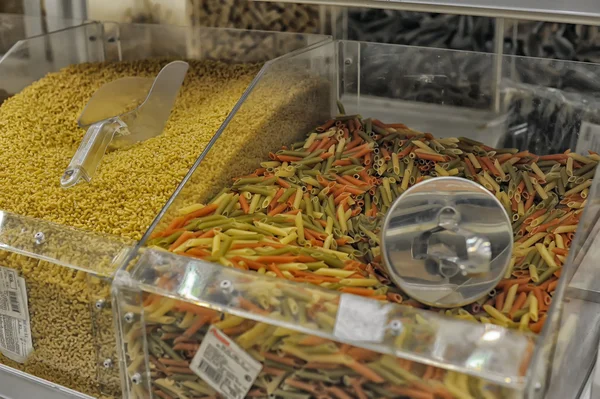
xmin=344 ymin=58 xmax=352 ymax=65
xmin=34 ymin=232 xmax=45 ymax=245
xmin=389 ymin=320 xmax=403 ymax=335
xmin=103 ymin=359 xmax=113 ymax=369
xmin=131 ymin=373 xmax=142 ymax=385
xmin=95 ymin=299 xmax=106 ymax=310
xmin=124 ymin=312 xmax=135 ymax=323
xmin=535 ymin=382 xmax=542 ymax=390
xmin=220 ymin=280 xmax=233 ymax=294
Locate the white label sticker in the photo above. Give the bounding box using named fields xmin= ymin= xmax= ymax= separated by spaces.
xmin=576 ymin=121 xmax=600 ymax=155
xmin=334 ymin=294 xmax=391 ymax=343
xmin=0 ymin=270 xmax=33 ymax=363
xmin=0 ymin=266 xmax=26 ymax=320
xmin=190 ymin=325 xmax=262 ymax=399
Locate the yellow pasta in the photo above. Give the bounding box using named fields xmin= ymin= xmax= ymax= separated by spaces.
xmin=314 ymin=268 xmax=355 ymax=278
xmin=535 ymin=243 xmax=558 ymax=269
xmin=338 ymin=278 xmax=380 ymax=287
xmin=249 ymin=193 xmax=261 ymax=213
xmin=483 ymin=305 xmax=512 ymax=324
xmin=295 ymin=211 xmax=306 ymax=244
xmin=149 ymin=298 xmax=177 ymax=319
xmin=517 ymin=232 xmax=547 ymax=249
xmin=529 ymin=295 xmax=539 ymax=322
xmin=293 ymin=188 xmax=303 ymax=209
xmin=236 ymin=322 xmax=270 ymax=349
xmin=501 ymin=283 xmax=519 ymax=313
xmin=213 ymin=315 xmax=245 ymax=330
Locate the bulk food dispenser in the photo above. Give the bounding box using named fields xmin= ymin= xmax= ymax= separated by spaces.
xmin=0 ymin=21 xmax=329 ymax=398
xmin=113 ymin=39 xmax=600 ymax=399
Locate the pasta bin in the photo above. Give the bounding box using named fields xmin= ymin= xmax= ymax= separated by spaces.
xmin=114 ymin=39 xmax=600 ymax=399
xmin=0 ymin=21 xmax=329 ymax=398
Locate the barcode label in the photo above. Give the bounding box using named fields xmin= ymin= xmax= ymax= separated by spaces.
xmin=576 ymin=121 xmax=600 ymax=155
xmin=0 ymin=267 xmax=32 ymax=363
xmin=8 ymin=291 xmax=19 ymax=314
xmin=198 ymin=360 xmax=223 ymax=384
xmin=190 ymin=325 xmax=261 ymax=399
xmin=0 ymin=266 xmax=26 ymax=321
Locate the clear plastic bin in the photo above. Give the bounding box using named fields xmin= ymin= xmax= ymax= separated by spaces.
xmin=0 ymin=13 xmax=84 ymax=55
xmin=0 ymin=13 xmax=85 ymax=105
xmin=0 ymin=22 xmax=329 ymax=398
xmin=115 ymin=39 xmax=600 ymax=399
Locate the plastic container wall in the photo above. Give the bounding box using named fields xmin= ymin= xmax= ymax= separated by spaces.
xmin=0 ymin=13 xmax=85 ymax=106
xmin=0 ymin=21 xmax=102 ymax=101
xmin=112 ymin=22 xmax=329 ymax=62
xmin=0 ymin=22 xmax=329 ymax=398
xmin=0 ymin=13 xmax=84 ymax=54
xmin=0 ymin=212 xmax=133 ymax=397
xmin=115 ymin=39 xmax=600 ymax=399
xmin=117 ymin=248 xmax=528 ymax=398
xmin=502 ymin=56 xmax=600 ymax=154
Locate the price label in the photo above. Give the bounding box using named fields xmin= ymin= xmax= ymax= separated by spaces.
xmin=191 ymin=326 xmax=262 ymax=399
xmin=0 ymin=267 xmax=33 ymax=363
xmin=0 ymin=266 xmax=26 ymax=320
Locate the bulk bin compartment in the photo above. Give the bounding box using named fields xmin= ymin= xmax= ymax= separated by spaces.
xmin=114 ymin=40 xmax=600 ymax=399
xmin=0 ymin=22 xmax=329 ymax=398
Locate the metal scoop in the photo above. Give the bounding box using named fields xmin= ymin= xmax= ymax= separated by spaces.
xmin=61 ymin=60 xmax=189 ymax=188
xmin=381 ymin=177 xmax=513 ymax=308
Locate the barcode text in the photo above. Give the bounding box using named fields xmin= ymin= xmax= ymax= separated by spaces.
xmin=199 ymin=360 xmax=222 ymax=384
xmin=9 ymin=291 xmax=20 ymax=314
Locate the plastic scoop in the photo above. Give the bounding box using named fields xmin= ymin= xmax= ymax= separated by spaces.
xmin=61 ymin=60 xmax=189 ymax=188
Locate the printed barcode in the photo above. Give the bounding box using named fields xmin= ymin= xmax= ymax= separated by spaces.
xmin=9 ymin=291 xmax=20 ymax=314
xmin=199 ymin=360 xmax=222 ymax=384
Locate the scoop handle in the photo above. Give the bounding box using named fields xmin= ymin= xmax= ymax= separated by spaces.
xmin=411 ymin=206 xmax=492 ymax=277
xmin=61 ymin=119 xmax=125 ymax=188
